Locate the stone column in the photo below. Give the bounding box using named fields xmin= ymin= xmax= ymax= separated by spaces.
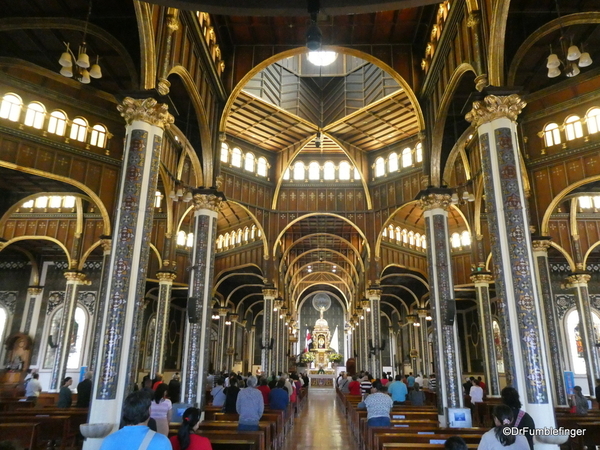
xmin=272 ymin=310 xmax=281 ymax=373
xmin=466 ymin=93 xmax=557 ymax=444
xmin=248 ymin=325 xmax=255 ymax=371
xmin=150 ymin=271 xmax=177 ymax=378
xmin=532 ymin=238 xmax=567 ymax=406
xmin=85 ymin=98 xmax=173 ymax=445
xmin=359 ymin=308 xmax=368 ymax=372
xmin=470 ymin=272 xmax=500 ymax=397
xmin=416 ymin=309 xmax=431 ymax=378
xmin=21 ymin=286 xmax=43 ymax=337
xmin=367 ymin=288 xmax=383 ymax=377
xmin=261 ymin=288 xmax=277 ymax=376
xmin=180 ymin=190 xmax=223 ymax=407
xmin=89 ymin=238 xmax=111 ymax=373
xmin=50 ymin=271 xmax=87 ymax=391
xmin=215 ymin=307 xmax=228 ymax=372
xmin=419 ymin=188 xmax=464 ymax=424
xmin=567 ymin=273 xmax=600 ymax=397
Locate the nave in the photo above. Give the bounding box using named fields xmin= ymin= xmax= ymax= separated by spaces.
xmin=282 ymin=387 xmax=357 ymax=450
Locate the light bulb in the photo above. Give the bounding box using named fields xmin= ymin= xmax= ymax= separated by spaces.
xmin=59 ymin=52 xmax=72 ymax=67
xmin=169 ymin=190 xmax=176 ymax=199
xmin=451 ymin=193 xmax=459 ymax=204
xmin=183 ymin=191 xmax=193 ymax=202
xmin=76 ymin=46 xmax=90 ymax=68
xmin=60 ymin=66 xmax=73 ymax=78
xmin=546 ymin=53 xmax=560 ymax=69
xmin=89 ymin=62 xmax=102 ymax=79
xmin=176 ymin=188 xmax=184 ymax=197
xmin=566 ymin=62 xmax=580 ymax=77
xmin=80 ymin=69 xmax=91 ymax=84
xmin=547 ymin=67 xmax=561 ymax=78
xmin=567 ymin=44 xmax=581 ymax=61
xmin=578 ymin=52 xmax=592 ymax=68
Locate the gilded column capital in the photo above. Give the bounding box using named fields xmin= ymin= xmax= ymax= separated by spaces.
xmin=28 ymin=286 xmax=43 ymax=296
xmin=419 ymin=192 xmax=452 ymax=211
xmin=118 ymin=97 xmax=174 ymax=130
xmin=166 ymin=13 xmax=180 ymax=33
xmin=470 ymin=272 xmax=494 ymax=284
xmin=465 ymin=94 xmax=526 ymax=128
xmin=366 ymin=287 xmax=382 ymax=300
xmin=567 ymin=273 xmax=591 ymax=285
xmin=64 ymin=271 xmax=87 ymax=284
xmin=100 ymin=237 xmax=112 ymax=253
xmin=416 ymin=308 xmax=429 ymax=319
xmin=467 ymin=11 xmax=481 ymax=27
xmin=156 ymin=271 xmax=177 ymax=283
xmin=217 ymin=307 xmax=229 ymax=317
xmin=192 ymin=189 xmax=225 ymax=212
xmin=262 ymin=288 xmax=277 ymax=299
xmin=532 ymin=239 xmax=552 ymax=252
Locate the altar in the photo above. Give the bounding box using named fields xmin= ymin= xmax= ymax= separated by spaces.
xmin=308 ymin=373 xmax=336 ymax=388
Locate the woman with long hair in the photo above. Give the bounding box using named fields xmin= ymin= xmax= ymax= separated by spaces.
xmin=170 ymin=407 xmax=213 ymax=450
xmin=477 ymin=405 xmax=528 ymax=450
xmin=501 ymin=387 xmax=534 ymax=450
xmin=570 ymin=385 xmax=589 ymax=414
xmin=150 ymin=383 xmax=172 ymax=435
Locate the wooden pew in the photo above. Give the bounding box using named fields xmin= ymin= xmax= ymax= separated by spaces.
xmin=0 ymin=398 xmax=34 ymax=411
xmin=373 ymin=431 xmax=484 ymax=450
xmin=382 ymin=444 xmax=478 ymax=450
xmin=196 ymin=429 xmax=266 ymax=450
xmin=0 ymin=422 xmax=42 ymax=450
xmin=196 ymin=421 xmax=272 ymax=450
xmin=0 ymin=413 xmax=71 ymax=450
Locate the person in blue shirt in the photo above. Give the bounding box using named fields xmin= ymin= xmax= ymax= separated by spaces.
xmin=388 ymin=375 xmax=408 ymax=404
xmin=269 ymin=379 xmax=290 ymax=411
xmin=407 ymin=372 xmax=415 ymax=388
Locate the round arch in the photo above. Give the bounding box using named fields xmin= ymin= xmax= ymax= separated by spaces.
xmin=1 ymin=236 xmax=71 ymax=267
xmin=285 ymin=248 xmax=359 ymax=285
xmin=297 ymin=289 xmax=348 ymax=315
xmin=380 ymin=264 xmax=429 ymax=286
xmin=292 ymin=274 xmax=353 ymax=306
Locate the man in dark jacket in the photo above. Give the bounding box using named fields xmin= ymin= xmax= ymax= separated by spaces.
xmin=76 ymin=371 xmax=93 ymax=407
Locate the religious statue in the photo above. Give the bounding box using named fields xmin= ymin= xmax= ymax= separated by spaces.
xmin=310 ymin=293 xmax=333 ymax=371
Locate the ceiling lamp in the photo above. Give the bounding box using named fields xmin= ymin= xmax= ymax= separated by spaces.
xmin=307 ymin=51 xmax=338 ymax=67
xmin=58 ymin=1 xmax=102 ymax=84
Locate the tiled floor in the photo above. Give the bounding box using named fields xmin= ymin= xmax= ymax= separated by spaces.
xmin=283 ymin=387 xmax=357 ymax=450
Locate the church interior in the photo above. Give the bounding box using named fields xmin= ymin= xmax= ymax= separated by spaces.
xmin=1 ymin=0 xmax=600 ymax=448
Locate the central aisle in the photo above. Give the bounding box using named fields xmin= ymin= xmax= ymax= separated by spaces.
xmin=283 ymin=388 xmax=358 ymax=450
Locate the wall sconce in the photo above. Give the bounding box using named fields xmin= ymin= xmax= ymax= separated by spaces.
xmin=361 ymin=299 xmax=370 ymax=312
xmin=451 ymin=191 xmax=475 ymax=204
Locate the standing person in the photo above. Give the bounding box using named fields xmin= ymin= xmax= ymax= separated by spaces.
xmin=348 ymin=375 xmax=362 ymax=395
xmin=257 ymin=377 xmax=271 ymax=405
xmin=477 ymin=405 xmax=528 ymax=450
xmin=501 ymin=387 xmax=535 ymax=450
xmin=25 ymin=373 xmax=42 ymax=404
xmin=477 ymin=376 xmax=487 ymax=394
xmin=407 ymin=372 xmax=415 ymax=388
xmin=408 ymin=382 xmax=425 ymax=406
xmin=361 ymin=381 xmax=393 ymax=427
xmin=380 ymin=372 xmax=389 ymax=386
xmin=170 ymin=407 xmax=212 ymax=450
xmin=76 ymin=371 xmax=93 ymax=407
xmin=269 ymin=379 xmax=290 ymax=411
xmin=99 ymin=391 xmax=171 ymax=450
xmin=360 ymin=375 xmax=372 ymax=395
xmin=463 ymin=377 xmax=473 ymax=395
xmin=150 ymin=384 xmax=172 ymax=436
xmin=429 ymin=374 xmax=437 ymax=392
xmin=470 ymin=380 xmax=484 ymax=404
xmin=152 ymin=374 xmax=164 ymax=391
xmin=338 ymin=372 xmax=350 ymax=393
xmin=415 ymin=373 xmax=423 ymax=386
xmin=388 ymin=375 xmax=408 ymax=405
xmin=168 ymin=373 xmax=181 ymax=404
xmin=223 ymin=377 xmax=240 ymax=413
xmin=210 ymin=377 xmax=226 ymax=407
xmin=569 ymin=385 xmax=589 ymax=414
xmin=57 ymin=377 xmax=72 ymax=408
xmin=236 ymin=376 xmax=264 ymax=431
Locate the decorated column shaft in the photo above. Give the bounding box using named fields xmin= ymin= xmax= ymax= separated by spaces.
xmin=261 ymin=289 xmax=277 ymax=375
xmin=359 ymin=308 xmax=368 ymax=372
xmin=272 ymin=310 xmax=281 ymax=373
xmin=215 ymin=307 xmax=229 ymax=372
xmin=466 ymin=93 xmax=557 ymax=443
xmin=532 ymin=239 xmax=567 ymax=405
xmin=417 ymin=309 xmax=431 ymax=378
xmin=420 ymin=188 xmax=464 ymax=424
xmin=89 ymin=238 xmax=111 ymax=373
xmin=50 ymin=271 xmax=86 ymax=391
xmin=180 ymin=190 xmax=223 ymax=407
xmin=86 ymin=98 xmax=173 ymax=443
xmin=470 ymin=273 xmax=500 ymax=396
xmin=367 ymin=288 xmax=383 ymax=377
xmin=150 ymin=271 xmax=177 ymax=378
xmin=21 ymin=286 xmax=43 ymax=337
xmin=567 ymin=273 xmax=600 ymax=397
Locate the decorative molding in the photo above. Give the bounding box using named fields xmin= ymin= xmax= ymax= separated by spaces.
xmin=64 ymin=271 xmax=87 ymax=283
xmin=193 ymin=190 xmax=225 ymax=212
xmin=27 ymin=287 xmax=43 ymax=296
xmin=567 ymin=273 xmax=591 ymax=285
xmin=470 ymin=273 xmax=494 ymax=284
xmin=465 ymin=94 xmax=527 ymax=128
xmin=117 ymin=97 xmax=174 ymax=130
xmin=532 ymin=239 xmax=552 ymax=251
xmin=156 ymin=271 xmax=177 ymax=282
xmin=0 ymin=291 xmax=18 ymax=314
xmin=419 ymin=192 xmax=452 ymax=211
xmin=262 ymin=288 xmax=277 ymax=299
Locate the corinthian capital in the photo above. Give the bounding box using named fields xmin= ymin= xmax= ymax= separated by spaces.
xmin=118 ymin=97 xmax=174 ymax=130
xmin=532 ymin=239 xmax=552 ymax=252
xmin=567 ymin=273 xmax=591 ymax=285
xmin=470 ymin=273 xmax=494 ymax=284
xmin=192 ymin=188 xmax=225 ymax=212
xmin=419 ymin=191 xmax=452 ymax=211
xmin=64 ymin=271 xmax=87 ymax=283
xmin=156 ymin=271 xmax=177 ymax=282
xmin=465 ymin=94 xmax=526 ymax=128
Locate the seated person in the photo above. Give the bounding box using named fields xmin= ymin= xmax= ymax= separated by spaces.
xmin=359 ymin=380 xmax=393 ymax=427
xmin=348 ymin=375 xmax=362 ymax=395
xmin=408 ymin=382 xmax=425 ymax=406
xmin=269 ymin=379 xmax=290 ymax=411
xmin=210 ymin=377 xmax=226 ymax=407
xmin=477 ymin=405 xmax=528 ymax=450
xmin=170 ymin=407 xmax=212 ymax=450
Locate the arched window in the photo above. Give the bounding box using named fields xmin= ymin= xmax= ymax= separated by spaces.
xmin=243 ymin=227 xmax=249 ymax=242
xmin=382 ymin=228 xmax=387 ymax=237
xmin=354 ymin=167 xmax=360 ymax=180
xmin=224 ymin=233 xmax=230 ymax=248
xmin=43 ymin=305 xmax=87 ymax=369
xmin=323 ymin=161 xmax=335 ymax=180
xmin=257 ymin=157 xmax=268 ymax=177
xmin=90 ymin=124 xmax=108 ymax=148
xmin=24 ymin=102 xmax=46 ymax=129
xmin=543 ymin=123 xmax=561 ymax=147
xmin=395 ymin=227 xmax=401 ymax=241
xmin=220 ymin=143 xmax=229 ymax=163
xmin=231 ymin=148 xmax=242 ymax=167
xmin=283 ymin=168 xmax=290 ymax=180
xmin=293 ymin=161 xmax=305 ymax=180
xmin=236 ymin=229 xmax=243 ymax=244
xmin=388 ymin=152 xmax=398 ymax=172
xmin=339 ymin=161 xmax=351 ymax=180
xmin=308 ymin=162 xmax=320 ymax=180
xmin=461 ymin=231 xmax=471 ymax=247
xmin=251 ymin=225 xmax=256 ymax=240
xmin=186 ymin=232 xmax=194 ymax=248
xmin=0 ymin=93 xmax=22 ymax=122
xmin=566 ymin=309 xmax=600 ymax=374
xmin=492 ymin=320 xmax=505 ymax=373
xmin=451 ymin=232 xmax=461 ymax=248
xmin=0 ymin=306 xmax=7 ymax=350
xmin=217 ymin=235 xmax=223 ymax=250
xmin=70 ymin=117 xmax=88 ymax=142
xmin=244 ymin=152 xmax=255 ymax=172
xmin=230 ymin=231 xmax=237 ymax=245
xmin=565 ymin=116 xmax=583 ymax=141
xmin=402 ymin=147 xmax=413 ymax=168
xmin=587 ymin=108 xmax=600 ymax=134
xmin=415 ymin=233 xmax=421 ymax=248
xmin=48 ymin=111 xmax=67 ymax=136
xmin=401 ymin=229 xmax=408 ymax=244
xmin=258 ymin=228 xmax=262 ymax=238
xmin=375 ymin=157 xmax=385 ymax=177
xmin=422 ymin=236 xmax=427 ymax=249
xmin=416 ymin=143 xmax=423 ymax=163
xmin=176 ymin=230 xmax=187 ymax=246
xmin=63 ymin=196 xmax=76 ymax=208
xmin=408 ymin=231 xmax=415 ymax=246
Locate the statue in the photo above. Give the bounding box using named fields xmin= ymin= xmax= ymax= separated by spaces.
xmin=310 ymin=294 xmax=333 ymax=371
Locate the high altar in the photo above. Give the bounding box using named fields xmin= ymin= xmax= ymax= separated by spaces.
xmin=309 ymin=294 xmax=335 ymax=374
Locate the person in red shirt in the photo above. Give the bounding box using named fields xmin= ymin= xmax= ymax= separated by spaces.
xmin=348 ymin=374 xmax=362 ymax=395
xmin=170 ymin=407 xmax=213 ymax=450
xmin=257 ymin=377 xmax=271 ymax=405
xmin=477 ymin=376 xmax=487 ymax=394
xmin=152 ymin=373 xmax=163 ymax=391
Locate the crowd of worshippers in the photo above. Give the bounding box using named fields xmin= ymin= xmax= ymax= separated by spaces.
xmin=22 ymin=369 xmax=94 ymax=408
